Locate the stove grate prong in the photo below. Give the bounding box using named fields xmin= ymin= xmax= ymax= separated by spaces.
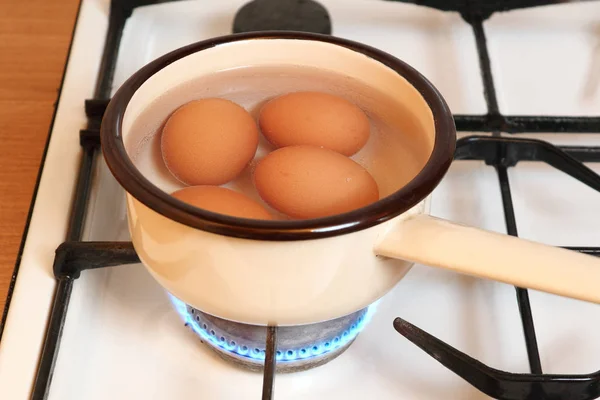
xmin=394 ymin=317 xmax=600 ymax=400
xmin=52 ymin=241 xmax=140 ymax=278
xmin=388 ymin=0 xmax=600 ymax=20
xmin=454 ymin=115 xmax=600 ymax=134
xmin=455 ymin=135 xmax=600 ymax=177
xmin=495 ymin=164 xmax=543 ymax=374
xmin=262 ymin=326 xmax=278 ymax=400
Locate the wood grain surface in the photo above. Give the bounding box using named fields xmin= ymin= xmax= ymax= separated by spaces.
xmin=0 ymin=0 xmax=80 ymax=314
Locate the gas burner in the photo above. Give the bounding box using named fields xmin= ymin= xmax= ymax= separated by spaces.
xmin=170 ymin=295 xmax=376 ymax=372
xmin=233 ymin=0 xmax=332 ymax=35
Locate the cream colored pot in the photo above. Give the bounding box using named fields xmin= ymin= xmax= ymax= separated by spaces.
xmin=101 ymin=32 xmax=600 ymax=326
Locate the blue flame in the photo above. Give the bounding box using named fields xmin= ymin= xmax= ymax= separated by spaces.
xmin=169 ymin=294 xmax=377 ymax=363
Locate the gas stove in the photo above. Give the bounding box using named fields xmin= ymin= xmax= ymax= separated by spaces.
xmin=1 ymin=0 xmax=600 ymax=399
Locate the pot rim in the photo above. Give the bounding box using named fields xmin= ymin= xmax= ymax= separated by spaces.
xmin=100 ymin=31 xmax=456 ymax=241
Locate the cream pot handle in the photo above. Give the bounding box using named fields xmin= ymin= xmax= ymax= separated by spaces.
xmin=375 ymin=214 xmax=600 ymax=304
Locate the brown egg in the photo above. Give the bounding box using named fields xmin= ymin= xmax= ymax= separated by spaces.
xmin=161 ymin=98 xmax=259 ymax=185
xmin=172 ymin=186 xmax=272 ymax=220
xmin=259 ymin=91 xmax=370 ymax=156
xmin=253 ymin=145 xmax=379 ymax=219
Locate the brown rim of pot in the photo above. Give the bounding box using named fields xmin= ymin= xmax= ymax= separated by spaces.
xmin=101 ymin=31 xmax=456 ymax=241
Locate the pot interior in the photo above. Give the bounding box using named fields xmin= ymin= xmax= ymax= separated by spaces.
xmin=120 ymin=38 xmax=436 ymax=218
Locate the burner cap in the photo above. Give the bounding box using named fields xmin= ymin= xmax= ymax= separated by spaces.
xmin=170 ymin=294 xmax=377 ymax=372
xmin=233 ymin=0 xmax=332 ymax=35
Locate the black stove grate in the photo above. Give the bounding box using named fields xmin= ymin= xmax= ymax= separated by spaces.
xmin=2 ymin=0 xmax=599 ymax=399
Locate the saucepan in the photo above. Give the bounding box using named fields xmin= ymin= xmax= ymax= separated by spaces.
xmin=101 ymin=32 xmax=600 ymax=327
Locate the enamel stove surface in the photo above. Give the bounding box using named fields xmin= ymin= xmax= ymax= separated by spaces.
xmin=0 ymin=0 xmax=599 ymax=399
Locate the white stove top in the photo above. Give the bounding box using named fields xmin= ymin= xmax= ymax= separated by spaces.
xmin=1 ymin=0 xmax=600 ymax=399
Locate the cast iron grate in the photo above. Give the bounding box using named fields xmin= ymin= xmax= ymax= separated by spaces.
xmin=9 ymin=0 xmax=600 ymax=399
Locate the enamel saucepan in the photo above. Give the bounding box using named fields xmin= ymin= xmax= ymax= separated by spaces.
xmin=101 ymin=32 xmax=600 ymax=326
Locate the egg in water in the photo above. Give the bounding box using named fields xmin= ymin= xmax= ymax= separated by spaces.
xmin=259 ymin=91 xmax=370 ymax=156
xmin=161 ymin=98 xmax=259 ymax=186
xmin=172 ymin=186 xmax=272 ymax=220
xmin=253 ymin=145 xmax=379 ymax=219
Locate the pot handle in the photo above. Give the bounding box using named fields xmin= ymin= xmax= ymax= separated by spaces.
xmin=374 ymin=214 xmax=600 ymax=304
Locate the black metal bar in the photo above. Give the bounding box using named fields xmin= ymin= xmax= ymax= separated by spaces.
xmin=390 ymin=0 xmax=599 ymax=17
xmin=455 ymin=136 xmax=600 ymax=166
xmin=32 ymin=241 xmax=138 ymax=400
xmin=515 ymin=289 xmax=542 ymax=373
xmin=533 ymin=145 xmax=600 ymax=191
xmin=54 ymin=242 xmax=139 ymax=278
xmin=79 ymin=129 xmax=101 ymax=149
xmin=559 ymin=146 xmax=600 ymax=163
xmin=394 ymin=317 xmax=600 ymax=400
xmin=30 ymin=0 xmax=133 ymax=396
xmin=496 ymin=166 xmax=543 ymax=374
xmin=31 ymin=278 xmax=74 ymax=400
xmin=30 ymin=142 xmax=98 ymax=398
xmin=455 ymin=115 xmax=600 ymax=134
xmin=564 ymin=248 xmax=600 ymax=256
xmin=65 ymin=145 xmax=96 ymax=242
xmin=84 ymin=99 xmax=110 ymax=119
xmin=94 ymin=0 xmax=129 ymax=99
xmin=262 ymin=326 xmax=278 ymax=400
xmin=94 ymin=0 xmax=190 ymax=99
xmin=469 ymin=19 xmax=501 ymax=119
